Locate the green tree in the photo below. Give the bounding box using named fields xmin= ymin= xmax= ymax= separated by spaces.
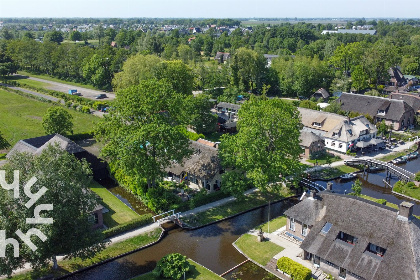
xmin=377 ymin=120 xmax=390 ymax=136
xmin=69 ymin=30 xmax=82 ymax=42
xmin=220 ymin=96 xmax=303 ymax=193
xmin=177 ymin=44 xmax=194 ymax=64
xmin=415 ymin=172 xmax=420 ymax=182
xmin=0 ymin=130 xmax=10 ymax=150
xmin=96 ymin=79 xmax=192 ymax=189
xmin=351 ymin=179 xmax=362 ymax=196
xmin=43 ymin=31 xmax=64 ymax=44
xmin=351 ymin=65 xmax=369 ymax=93
xmin=82 ymin=52 xmax=113 ymax=90
xmin=0 ymin=145 xmax=105 ymax=276
xmin=299 ymin=100 xmax=318 ymax=110
xmin=153 ymin=60 xmax=194 ymax=96
xmin=112 ymin=53 xmax=162 ymax=90
xmin=230 ymin=47 xmax=267 ymax=92
xmin=153 ymin=253 xmax=190 ymax=280
xmin=42 ymin=107 xmax=74 ymax=135
xmin=186 ymin=94 xmax=218 ymax=134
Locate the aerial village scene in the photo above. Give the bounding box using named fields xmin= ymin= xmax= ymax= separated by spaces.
xmin=1 ymin=0 xmax=420 ymax=279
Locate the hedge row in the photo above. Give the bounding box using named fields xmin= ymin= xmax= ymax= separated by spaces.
xmin=277 ymin=257 xmax=312 ymax=280
xmin=0 ymin=85 xmax=56 ymax=104
xmin=103 ymin=214 xmax=153 ymax=239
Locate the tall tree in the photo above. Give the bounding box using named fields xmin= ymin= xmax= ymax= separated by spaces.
xmin=220 ymin=96 xmax=303 ymax=193
xmin=351 ymin=65 xmax=369 ymax=92
xmin=43 ymin=31 xmax=63 ymax=44
xmin=0 ymin=145 xmax=105 ymax=277
xmin=96 ymin=79 xmax=192 ymax=189
xmin=42 ymin=107 xmax=74 ymax=135
xmin=0 ymin=130 xmax=10 ymax=150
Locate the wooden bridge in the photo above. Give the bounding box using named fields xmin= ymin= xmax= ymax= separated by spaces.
xmin=345 ymin=158 xmax=415 ymax=182
xmin=153 ymin=210 xmax=182 ymax=225
xmin=299 ymin=178 xmax=326 ymax=192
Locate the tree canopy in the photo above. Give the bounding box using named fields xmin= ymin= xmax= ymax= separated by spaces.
xmin=0 ymin=144 xmax=105 ymax=277
xmin=220 ymin=96 xmax=303 ymax=193
xmin=153 ymin=253 xmax=190 ymax=280
xmin=42 ymin=107 xmax=74 ymax=135
xmin=96 ymin=79 xmax=192 ymax=190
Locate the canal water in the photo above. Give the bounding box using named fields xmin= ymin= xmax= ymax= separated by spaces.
xmin=315 ymin=156 xmax=420 ymax=215
xmin=64 ymin=157 xmax=419 ymax=280
xmin=64 ymin=198 xmax=296 ymax=280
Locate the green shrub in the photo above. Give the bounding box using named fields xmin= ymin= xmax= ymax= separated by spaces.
xmin=102 ymin=214 xmax=153 ymax=239
xmin=153 ymin=253 xmax=190 ymax=280
xmin=276 ymin=257 xmax=312 ymax=280
xmin=145 ymin=185 xmax=182 ymax=213
xmin=80 ymin=105 xmax=91 ymax=114
xmin=188 ymin=189 xmax=230 ymax=209
xmin=415 ymin=172 xmax=420 ymax=182
xmin=376 ymin=198 xmax=387 ymax=205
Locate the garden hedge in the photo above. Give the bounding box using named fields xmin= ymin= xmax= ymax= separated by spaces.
xmin=277 ymin=257 xmax=312 ymax=280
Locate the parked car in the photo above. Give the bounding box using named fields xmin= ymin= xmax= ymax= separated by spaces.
xmin=95 ymin=94 xmax=107 ymax=99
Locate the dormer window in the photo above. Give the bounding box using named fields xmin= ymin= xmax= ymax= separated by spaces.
xmin=377 ymin=110 xmax=386 ymax=115
xmin=337 ymin=231 xmax=357 ymax=245
xmin=332 ymin=132 xmax=338 ymax=137
xmin=313 ymin=122 xmax=322 ymax=127
xmin=366 ymin=243 xmax=386 ymax=257
xmin=347 ymin=129 xmax=352 ymax=136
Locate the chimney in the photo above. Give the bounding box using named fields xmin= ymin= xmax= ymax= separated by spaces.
xmin=326 ymin=182 xmax=333 ymax=191
xmin=397 ymin=202 xmax=414 ymax=221
xmin=308 ymin=190 xmax=317 ymax=199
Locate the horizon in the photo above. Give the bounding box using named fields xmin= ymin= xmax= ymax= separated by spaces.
xmin=0 ymin=0 xmax=419 ymax=19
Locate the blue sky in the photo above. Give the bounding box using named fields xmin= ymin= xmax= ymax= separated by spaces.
xmin=0 ymin=0 xmax=418 ymax=19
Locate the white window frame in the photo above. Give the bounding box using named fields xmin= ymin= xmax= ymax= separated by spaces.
xmin=289 ymin=218 xmax=295 ymax=231
xmin=302 ymin=223 xmax=308 ymax=236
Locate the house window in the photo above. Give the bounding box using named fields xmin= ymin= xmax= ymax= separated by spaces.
xmin=337 ymin=231 xmax=357 ymax=245
xmin=332 ymin=132 xmax=338 ymax=137
xmin=366 ymin=243 xmax=386 ymax=257
xmin=331 ymin=141 xmax=335 ymax=147
xmin=377 ymin=110 xmax=386 ymax=115
xmin=320 ymin=222 xmax=333 ymax=235
xmin=289 ymin=218 xmax=295 ymax=231
xmin=339 ymin=143 xmax=343 ymax=148
xmin=347 ymin=129 xmax=352 ymax=136
xmin=313 ymin=122 xmax=322 ymax=127
xmin=302 ymin=224 xmax=308 ymax=236
xmin=339 ymin=267 xmax=346 ymax=279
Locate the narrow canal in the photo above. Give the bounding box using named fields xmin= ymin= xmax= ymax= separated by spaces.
xmin=64 ymin=198 xmax=296 ymax=280
xmin=65 ymin=156 xmax=420 ymax=280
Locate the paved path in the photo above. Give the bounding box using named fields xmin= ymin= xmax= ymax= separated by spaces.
xmin=14 ymin=74 xmax=116 ymax=101
xmin=1 ymin=83 xmax=60 ymax=103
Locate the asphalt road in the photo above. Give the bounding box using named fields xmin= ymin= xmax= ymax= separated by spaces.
xmin=14 ymin=74 xmax=116 ymax=101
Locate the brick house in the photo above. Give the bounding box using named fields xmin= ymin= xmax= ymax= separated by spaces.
xmin=283 ymin=188 xmax=420 ymax=280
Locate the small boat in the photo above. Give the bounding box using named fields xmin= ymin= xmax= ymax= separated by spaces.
xmin=392 ymin=157 xmax=407 ymax=164
xmin=340 ymin=173 xmax=357 ymax=180
xmin=408 ymin=151 xmax=419 ymax=160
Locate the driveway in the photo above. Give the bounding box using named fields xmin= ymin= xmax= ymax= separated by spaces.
xmin=13 ymin=74 xmax=116 ymax=101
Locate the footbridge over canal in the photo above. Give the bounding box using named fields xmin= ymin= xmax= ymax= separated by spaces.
xmin=345 ymin=158 xmax=415 ymax=182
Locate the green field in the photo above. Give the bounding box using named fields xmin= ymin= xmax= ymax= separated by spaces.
xmin=3 ymin=76 xmax=49 ymax=88
xmin=235 ymin=234 xmax=284 ymax=266
xmin=133 ymin=259 xmax=223 ymax=280
xmin=0 ymin=89 xmax=98 ymax=146
xmin=258 ymin=215 xmax=287 ymax=233
xmin=90 ymin=181 xmax=139 ymax=228
xmin=18 ymin=71 xmax=99 ymax=90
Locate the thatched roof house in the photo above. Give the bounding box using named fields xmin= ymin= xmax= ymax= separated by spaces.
xmin=312 ymin=88 xmax=330 ymax=99
xmin=284 ymin=190 xmax=420 ymax=280
xmin=7 ymin=134 xmax=109 ymax=180
xmin=390 ymin=92 xmax=420 ymax=115
xmin=336 ymin=93 xmax=415 ymax=130
xmin=166 ymin=140 xmax=222 ymax=191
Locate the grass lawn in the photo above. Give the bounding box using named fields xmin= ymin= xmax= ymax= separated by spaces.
xmin=258 ymin=215 xmax=287 ymax=233
xmin=336 ymin=165 xmax=359 ymax=174
xmin=183 ymin=188 xmax=293 ymax=227
xmin=18 ymin=71 xmax=99 ymax=91
xmin=393 ymin=182 xmax=420 ymax=201
xmin=0 ymin=89 xmax=98 ymax=146
xmin=307 ymin=166 xmax=359 ymax=180
xmin=378 ymin=150 xmax=411 ymax=162
xmin=235 ymin=234 xmax=284 ymax=266
xmin=0 ymin=153 xmax=6 ymax=160
xmin=133 ymin=259 xmax=223 ymax=280
xmin=3 ymin=75 xmax=49 ymax=88
xmin=357 ymin=194 xmax=399 ymax=210
xmin=12 ymin=228 xmax=163 ymax=280
xmin=89 ymin=181 xmax=139 ymax=228
xmin=307 ymin=153 xmax=341 ymax=165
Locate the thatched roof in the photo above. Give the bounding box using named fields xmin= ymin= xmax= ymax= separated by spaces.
xmin=299 ymin=131 xmax=323 ymax=148
xmin=313 ymin=88 xmax=330 ymax=99
xmin=288 ymin=191 xmax=420 ymax=280
xmin=298 ymin=107 xmax=346 ymax=133
xmin=166 ymin=140 xmax=220 ymax=179
xmin=7 ymin=134 xmax=84 ymax=158
xmin=390 ymin=93 xmax=420 ymax=113
xmin=337 ymin=93 xmax=414 ymax=122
